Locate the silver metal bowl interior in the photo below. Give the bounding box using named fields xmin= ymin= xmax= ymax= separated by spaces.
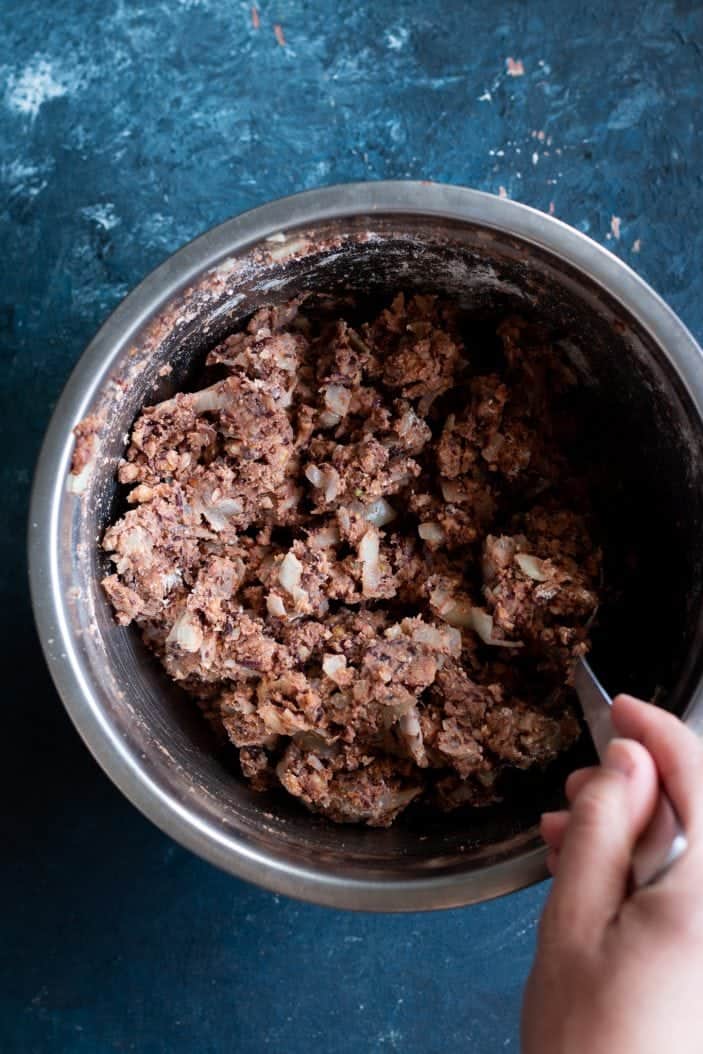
xmin=29 ymin=182 xmax=703 ymax=911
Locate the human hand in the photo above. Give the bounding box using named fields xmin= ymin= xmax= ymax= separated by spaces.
xmin=522 ymin=695 xmax=703 ymax=1054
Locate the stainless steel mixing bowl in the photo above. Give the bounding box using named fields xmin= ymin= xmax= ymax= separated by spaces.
xmin=28 ymin=182 xmax=703 ymax=911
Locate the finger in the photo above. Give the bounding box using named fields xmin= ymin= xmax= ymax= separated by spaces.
xmin=546 ymin=848 xmax=559 ymax=876
xmin=612 ymin=695 xmax=703 ymax=835
xmin=565 ymin=766 xmax=599 ymax=803
xmin=540 ymin=810 xmax=569 ymax=850
xmin=545 ymin=737 xmax=658 ymax=942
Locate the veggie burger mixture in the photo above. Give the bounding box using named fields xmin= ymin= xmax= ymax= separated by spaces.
xmin=102 ymin=295 xmax=601 ymax=826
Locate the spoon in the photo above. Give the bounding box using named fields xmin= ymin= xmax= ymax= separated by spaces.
xmin=573 ymin=657 xmax=688 ymax=887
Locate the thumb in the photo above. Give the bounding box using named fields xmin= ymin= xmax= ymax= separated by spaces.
xmin=544 ymin=738 xmax=658 ymax=944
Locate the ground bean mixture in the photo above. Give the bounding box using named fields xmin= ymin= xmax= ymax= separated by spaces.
xmin=101 ymin=295 xmax=601 ymax=826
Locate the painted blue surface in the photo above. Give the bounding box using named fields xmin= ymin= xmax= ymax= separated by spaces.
xmin=2 ymin=1 xmax=702 ymax=1050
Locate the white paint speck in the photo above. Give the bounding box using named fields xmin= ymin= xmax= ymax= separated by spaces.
xmin=1 ymin=158 xmax=52 ymax=197
xmin=6 ymin=58 xmax=70 ymax=120
xmin=81 ymin=203 xmax=120 ymax=230
xmin=385 ymin=25 xmax=409 ymax=50
xmin=388 ymin=120 xmax=403 ymax=143
xmin=610 ymin=215 xmax=621 ymax=240
xmin=632 ymin=238 xmax=641 ymax=252
xmin=478 ymin=90 xmax=492 ymax=102
xmin=532 ymin=152 xmax=539 ymax=165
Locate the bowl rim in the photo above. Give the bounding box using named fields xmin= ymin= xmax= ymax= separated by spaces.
xmin=28 ymin=180 xmax=703 ymax=911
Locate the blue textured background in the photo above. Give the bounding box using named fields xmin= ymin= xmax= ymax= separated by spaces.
xmin=3 ymin=1 xmax=702 ymax=1050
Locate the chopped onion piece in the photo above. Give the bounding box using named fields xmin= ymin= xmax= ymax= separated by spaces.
xmin=129 ymin=484 xmax=154 ymax=503
xmin=318 ymin=410 xmax=342 ymax=429
xmin=266 ymin=594 xmax=287 ymax=617
xmin=201 ymin=497 xmax=243 ymax=532
xmin=418 ymin=521 xmax=445 ymax=546
xmin=426 ymin=590 xmax=522 ymax=647
xmin=322 ymin=466 xmax=340 ymax=502
xmin=191 ymin=385 xmax=232 ymax=413
xmin=270 ymin=334 xmax=299 ymax=373
xmin=410 ymin=622 xmax=462 ymax=657
xmin=469 ymin=607 xmax=495 ymax=644
xmin=440 ymin=479 xmax=464 ymax=503
xmin=469 ymin=607 xmax=523 ymax=648
xmin=324 ymin=384 xmax=352 ymax=417
xmin=306 ymin=462 xmax=340 ymax=501
xmin=260 ymin=706 xmax=292 ymax=736
xmin=446 ymin=603 xmax=475 ymax=629
xmin=120 ymin=525 xmax=151 ymax=556
xmin=278 ymin=552 xmax=303 ymax=595
xmin=305 ymin=464 xmax=322 ymax=487
xmin=322 ymin=653 xmax=348 ymax=685
xmin=399 ymin=707 xmax=427 ymax=767
xmin=398 ymin=407 xmax=421 ymax=438
xmin=278 ymin=485 xmax=302 ymax=514
xmin=67 ymin=460 xmax=94 ymax=495
xmin=365 ymin=498 xmax=396 ymax=527
xmin=166 ymin=611 xmax=202 ymax=652
xmin=483 ymin=535 xmax=517 ymax=576
xmin=429 ymin=588 xmax=475 ymax=629
xmin=267 ymin=236 xmax=309 ymax=261
xmin=382 ymin=691 xmax=418 ymax=718
xmin=428 ymin=586 xmax=451 ymax=613
xmin=359 ymin=528 xmax=381 ymax=595
xmin=379 ymin=786 xmax=423 ymax=812
xmin=515 ymin=552 xmax=550 ymax=582
xmin=308 ymin=525 xmax=340 ymax=548
xmin=277 ymin=386 xmax=294 ymax=409
xmin=162 ymin=571 xmax=182 ymax=594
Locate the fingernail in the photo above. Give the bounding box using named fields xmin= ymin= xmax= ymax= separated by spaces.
xmin=603 ymin=737 xmax=634 ymax=777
